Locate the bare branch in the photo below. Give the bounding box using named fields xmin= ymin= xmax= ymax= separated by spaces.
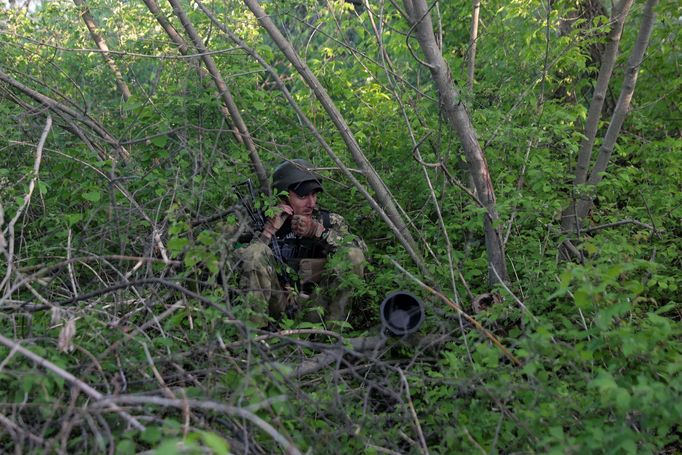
xmin=93 ymin=395 xmax=302 ymax=455
xmin=0 ymin=68 xmax=130 ymax=160
xmin=165 ymin=0 xmax=270 ymax=194
xmin=398 ymin=368 xmax=429 ymax=455
xmin=0 ymin=333 xmax=145 ymax=431
xmin=243 ymin=0 xmax=422 ymax=262
xmin=389 ymin=258 xmax=521 ymax=366
xmin=466 ymin=0 xmax=481 ymax=93
xmin=566 ymin=218 xmax=657 ymax=234
xmin=140 ymin=0 xmax=238 ymax=141
xmin=0 ymin=413 xmax=46 ymax=446
xmin=1 ymin=115 xmax=51 ymax=294
xmin=400 ymin=0 xmax=509 ymax=286
xmin=73 ymin=0 xmax=132 ymax=101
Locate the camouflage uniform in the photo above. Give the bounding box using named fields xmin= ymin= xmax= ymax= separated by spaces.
xmin=236 ymin=209 xmax=366 ymax=326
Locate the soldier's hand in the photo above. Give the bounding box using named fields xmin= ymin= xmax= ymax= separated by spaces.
xmin=261 ymin=204 xmax=293 ymax=241
xmin=292 ymin=214 xmax=325 ymax=238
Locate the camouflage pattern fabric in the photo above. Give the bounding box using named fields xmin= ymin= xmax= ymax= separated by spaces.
xmin=236 ymin=211 xmax=365 ymax=326
xmin=235 ymin=241 xmax=288 ymax=326
xmin=320 ymin=211 xmax=367 ymax=252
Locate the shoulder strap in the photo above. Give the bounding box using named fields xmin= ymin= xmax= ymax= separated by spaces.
xmin=320 ymin=210 xmax=332 ymax=229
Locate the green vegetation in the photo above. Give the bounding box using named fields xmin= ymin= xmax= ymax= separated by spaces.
xmin=0 ymin=0 xmax=680 ymax=453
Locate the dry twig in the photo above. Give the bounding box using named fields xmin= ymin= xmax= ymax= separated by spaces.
xmin=93 ymin=395 xmax=302 ymax=455
xmin=0 ymin=333 xmax=145 ymax=431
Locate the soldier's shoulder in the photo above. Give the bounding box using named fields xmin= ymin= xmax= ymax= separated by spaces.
xmin=313 ymin=209 xmax=345 ymax=224
xmin=327 ymin=212 xmax=346 ymax=225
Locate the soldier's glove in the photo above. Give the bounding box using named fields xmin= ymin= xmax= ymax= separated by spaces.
xmin=292 ymin=214 xmax=325 ymax=238
xmin=261 ymin=204 xmax=293 ymax=241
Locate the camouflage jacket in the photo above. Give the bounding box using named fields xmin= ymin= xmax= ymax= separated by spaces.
xmin=258 ymin=208 xmax=366 ymax=257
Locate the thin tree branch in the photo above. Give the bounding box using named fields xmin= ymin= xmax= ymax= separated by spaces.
xmin=243 ymin=0 xmax=422 ymax=262
xmin=165 ymin=0 xmax=269 ymax=194
xmin=0 ymin=413 xmax=46 ymax=446
xmin=389 ymin=258 xmax=521 ymax=366
xmin=140 ymin=0 xmax=237 ymax=139
xmin=466 ymin=0 xmax=481 ymax=93
xmin=73 ymin=0 xmax=132 ymax=101
xmin=93 ymin=395 xmax=302 ymax=455
xmin=0 ymin=68 xmax=129 ymax=160
xmin=1 ymin=115 xmax=51 ymax=293
xmin=564 ymin=218 xmax=657 ymax=234
xmin=398 ymin=368 xmax=429 ymax=455
xmin=5 ymin=29 xmax=241 ymax=59
xmin=0 ymin=333 xmax=145 ymax=431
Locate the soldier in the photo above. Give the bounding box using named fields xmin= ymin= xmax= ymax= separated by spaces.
xmin=236 ymin=159 xmax=366 ymax=327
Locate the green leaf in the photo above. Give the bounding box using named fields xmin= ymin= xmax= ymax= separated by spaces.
xmin=206 ymin=259 xmax=219 ymax=274
xmin=152 ymin=439 xmax=183 ymax=455
xmin=82 ymin=190 xmax=101 ymax=202
xmin=115 ymin=439 xmax=136 ymax=455
xmin=65 ymin=213 xmax=82 ymax=226
xmin=590 ymin=370 xmax=617 ymax=393
xmin=619 ymin=437 xmax=637 ymax=454
xmin=573 ymin=288 xmax=591 ymax=309
xmin=615 ymin=387 xmax=631 ymax=412
xmin=549 ymin=426 xmax=564 ymax=440
xmin=167 ymin=237 xmax=188 ymax=255
xmin=197 ymin=230 xmax=216 ymax=246
xmin=140 ymin=426 xmax=162 ymax=444
xmin=151 ymin=136 xmax=168 ymax=147
xmin=199 ymin=431 xmax=229 ymax=455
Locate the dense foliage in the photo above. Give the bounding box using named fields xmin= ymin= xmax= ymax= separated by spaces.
xmin=0 ymin=0 xmax=680 ymax=453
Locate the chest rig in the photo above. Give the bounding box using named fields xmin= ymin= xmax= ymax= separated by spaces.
xmin=275 ymin=210 xmax=333 ymax=272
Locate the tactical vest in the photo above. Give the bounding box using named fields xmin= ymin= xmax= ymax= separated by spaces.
xmin=273 ymin=210 xmax=332 ymax=272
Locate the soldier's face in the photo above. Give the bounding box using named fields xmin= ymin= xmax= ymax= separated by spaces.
xmin=287 ymin=191 xmax=318 ymax=216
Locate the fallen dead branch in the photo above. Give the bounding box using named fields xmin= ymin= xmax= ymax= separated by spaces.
xmin=292 ymin=332 xmax=451 ymax=378
xmin=0 ymin=333 xmax=145 ymax=431
xmin=92 ymin=395 xmax=302 ymax=455
xmin=565 ymin=218 xmax=658 ymax=235
xmin=390 ymin=258 xmax=522 ymax=366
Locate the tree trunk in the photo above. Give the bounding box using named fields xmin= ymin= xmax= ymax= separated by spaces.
xmin=166 ymin=0 xmax=270 ymax=195
xmin=561 ymin=0 xmax=659 ymax=242
xmin=243 ymin=0 xmax=421 ymax=256
xmin=576 ymin=0 xmax=660 ymax=219
xmin=73 ymin=0 xmax=131 ymax=102
xmin=402 ymin=0 xmax=508 ymax=286
xmin=571 ymin=0 xmax=634 ymax=186
xmin=466 ymin=0 xmax=481 ymax=93
xmin=194 ymin=0 xmax=429 ymax=276
xmin=140 ymin=0 xmax=236 ymax=140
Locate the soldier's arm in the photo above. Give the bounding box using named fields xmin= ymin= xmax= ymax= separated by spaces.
xmin=320 ymin=212 xmax=367 ymax=253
